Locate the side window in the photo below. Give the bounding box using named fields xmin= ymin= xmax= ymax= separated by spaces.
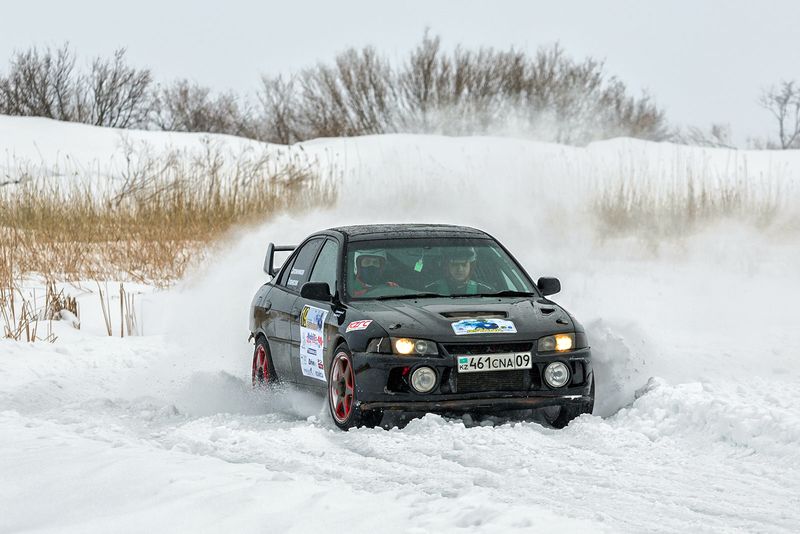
xmin=309 ymin=240 xmax=340 ymax=294
xmin=277 ymin=255 xmax=297 ymax=287
xmin=284 ymin=239 xmax=323 ymax=291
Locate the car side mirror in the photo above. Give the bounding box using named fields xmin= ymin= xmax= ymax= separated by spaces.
xmin=300 ymin=282 xmax=332 ymax=302
xmin=537 ymin=277 xmax=561 ymax=296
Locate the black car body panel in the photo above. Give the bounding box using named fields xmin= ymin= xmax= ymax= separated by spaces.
xmin=249 ymin=224 xmax=594 ymax=421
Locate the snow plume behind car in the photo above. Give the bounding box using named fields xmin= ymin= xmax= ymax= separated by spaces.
xmin=140 ymin=133 xmax=800 ymax=419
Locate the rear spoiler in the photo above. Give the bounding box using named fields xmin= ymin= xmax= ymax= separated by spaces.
xmin=264 ymin=243 xmax=296 ymax=276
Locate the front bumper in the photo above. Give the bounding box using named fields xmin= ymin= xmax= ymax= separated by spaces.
xmin=351 ymin=346 xmax=593 ymax=413
xmin=360 ymin=394 xmax=592 ymax=412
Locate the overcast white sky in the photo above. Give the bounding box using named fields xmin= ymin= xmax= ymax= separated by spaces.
xmin=2 ymin=0 xmax=799 ymax=143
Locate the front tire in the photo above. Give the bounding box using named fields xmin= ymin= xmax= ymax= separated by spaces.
xmin=328 ymin=345 xmax=382 ymax=430
xmin=542 ymin=378 xmax=595 ymax=429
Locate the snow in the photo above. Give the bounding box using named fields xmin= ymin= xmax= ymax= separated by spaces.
xmin=2 ymin=115 xmax=800 ymax=532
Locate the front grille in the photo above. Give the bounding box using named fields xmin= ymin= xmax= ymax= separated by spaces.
xmin=457 ymin=370 xmax=527 ymax=393
xmin=443 ymin=342 xmax=532 ymax=356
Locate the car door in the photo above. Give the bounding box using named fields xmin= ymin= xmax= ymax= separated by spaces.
xmin=291 ymin=238 xmax=341 ymax=388
xmin=267 ymin=238 xmax=324 ymax=382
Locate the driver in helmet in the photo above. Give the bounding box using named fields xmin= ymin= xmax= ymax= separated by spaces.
xmin=426 ymin=247 xmax=491 ymax=296
xmin=351 ymin=249 xmax=399 ymax=297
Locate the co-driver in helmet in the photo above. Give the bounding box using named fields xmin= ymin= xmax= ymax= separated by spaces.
xmin=351 ymin=249 xmax=399 ymax=297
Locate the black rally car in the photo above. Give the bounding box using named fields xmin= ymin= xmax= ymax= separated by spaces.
xmin=249 ymin=224 xmax=594 ymax=430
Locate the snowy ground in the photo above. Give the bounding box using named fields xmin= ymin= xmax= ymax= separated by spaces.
xmin=2 ymin=117 xmax=800 ymax=533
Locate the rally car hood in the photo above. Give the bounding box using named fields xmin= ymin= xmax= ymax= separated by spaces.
xmin=347 ymin=297 xmax=576 ymax=342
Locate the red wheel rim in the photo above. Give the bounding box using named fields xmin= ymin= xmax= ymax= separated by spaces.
xmin=330 ymin=352 xmax=355 ymax=423
xmin=253 ymin=345 xmax=269 ymax=386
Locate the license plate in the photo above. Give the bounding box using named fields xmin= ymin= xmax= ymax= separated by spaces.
xmin=456 ymin=352 xmax=533 ymax=373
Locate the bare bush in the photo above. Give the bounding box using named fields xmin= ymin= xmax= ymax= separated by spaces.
xmin=0 ymin=44 xmax=151 ymax=128
xmin=257 ymin=75 xmax=301 ymax=144
xmin=292 ymin=47 xmax=395 ymax=138
xmin=397 ymin=35 xmax=532 ymax=134
xmin=257 ymin=34 xmax=669 ymax=144
xmin=2 ymin=36 xmax=668 ymax=145
xmin=81 ymin=49 xmax=152 ymax=127
xmin=151 ymin=79 xmax=258 ymax=137
xmin=760 ymin=81 xmax=800 ymax=149
xmin=0 ymin=44 xmax=78 ymax=120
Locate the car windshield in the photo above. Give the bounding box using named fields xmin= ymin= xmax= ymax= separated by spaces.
xmin=345 ymin=237 xmax=536 ymax=300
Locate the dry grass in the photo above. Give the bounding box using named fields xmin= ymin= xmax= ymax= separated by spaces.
xmin=0 ymin=138 xmax=334 ymax=342
xmin=0 ymin=140 xmax=336 ymax=289
xmin=0 ymin=281 xmax=75 ymax=342
xmin=591 ymin=164 xmax=786 ymax=239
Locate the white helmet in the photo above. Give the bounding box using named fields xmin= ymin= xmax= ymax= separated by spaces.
xmin=354 ymin=249 xmax=387 ymax=263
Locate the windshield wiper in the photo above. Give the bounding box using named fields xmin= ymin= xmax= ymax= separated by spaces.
xmin=374 ymin=292 xmax=445 ymax=300
xmin=480 ymin=290 xmax=537 ymax=298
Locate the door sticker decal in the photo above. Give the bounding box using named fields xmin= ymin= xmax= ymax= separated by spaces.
xmin=300 ymin=305 xmax=328 ymax=381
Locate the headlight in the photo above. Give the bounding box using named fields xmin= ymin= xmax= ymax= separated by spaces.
xmin=366 ymin=337 xmax=439 ymax=356
xmin=392 ymin=337 xmax=438 ymax=355
xmin=537 ymin=333 xmax=575 ymax=353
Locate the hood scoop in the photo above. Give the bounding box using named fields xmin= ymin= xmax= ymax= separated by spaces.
xmin=440 ymin=311 xmax=508 ymax=319
xmin=540 ymin=307 xmax=556 ymax=315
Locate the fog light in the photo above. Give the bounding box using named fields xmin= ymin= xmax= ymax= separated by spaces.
xmin=544 ymin=362 xmax=570 ymax=388
xmin=410 ymin=366 xmax=437 ymax=393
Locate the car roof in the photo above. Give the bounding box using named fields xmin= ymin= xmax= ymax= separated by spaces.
xmin=326 ymin=224 xmax=491 ymax=242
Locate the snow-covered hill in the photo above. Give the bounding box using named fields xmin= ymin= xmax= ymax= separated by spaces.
xmin=1 ymin=116 xmax=799 ymax=533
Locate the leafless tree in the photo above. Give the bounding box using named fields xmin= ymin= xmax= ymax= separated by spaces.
xmin=394 ymin=37 xmax=667 ymax=143
xmin=759 ymin=81 xmax=800 ymax=149
xmin=257 ymin=75 xmax=300 ymax=144
xmin=291 ymin=47 xmax=395 ymax=138
xmin=151 ymin=79 xmax=257 ymax=137
xmin=2 ymin=36 xmax=669 ymax=146
xmin=80 ymin=48 xmax=152 ymax=128
xmin=0 ymin=44 xmax=77 ymax=120
xmin=0 ymin=44 xmax=151 ymax=128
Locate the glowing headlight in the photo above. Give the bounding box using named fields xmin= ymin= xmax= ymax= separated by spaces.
xmin=394 ymin=338 xmax=415 ymax=355
xmin=537 ymin=333 xmax=575 ymax=353
xmin=389 ymin=338 xmax=438 ymax=356
xmin=366 ymin=338 xmax=439 ymax=356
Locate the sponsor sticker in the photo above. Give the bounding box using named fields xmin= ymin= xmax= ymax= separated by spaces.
xmin=346 ymin=319 xmax=373 ymax=332
xmin=451 ymin=318 xmax=517 ymax=335
xmin=300 ymin=305 xmax=329 ymax=381
xmin=300 ymin=306 xmax=326 ymax=331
